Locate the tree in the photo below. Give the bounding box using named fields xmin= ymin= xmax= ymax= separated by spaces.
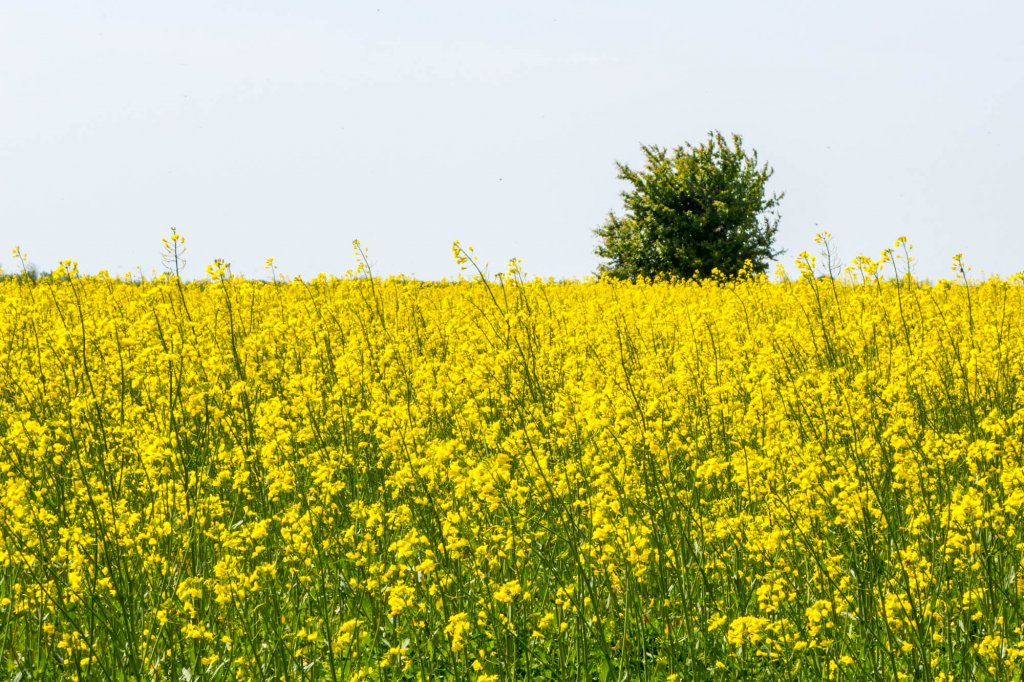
xmin=594 ymin=131 xmax=783 ymax=280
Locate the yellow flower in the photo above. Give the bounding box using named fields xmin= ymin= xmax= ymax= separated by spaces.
xmin=445 ymin=612 xmax=471 ymax=652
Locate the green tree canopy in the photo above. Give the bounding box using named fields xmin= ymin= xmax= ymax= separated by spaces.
xmin=594 ymin=131 xmax=783 ymax=280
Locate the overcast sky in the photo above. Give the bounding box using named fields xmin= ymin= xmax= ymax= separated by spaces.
xmin=2 ymin=1 xmax=1022 ymax=280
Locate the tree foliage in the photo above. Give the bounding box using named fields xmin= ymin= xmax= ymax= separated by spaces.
xmin=594 ymin=131 xmax=783 ymax=280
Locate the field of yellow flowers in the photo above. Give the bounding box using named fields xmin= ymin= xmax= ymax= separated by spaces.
xmin=2 ymin=241 xmax=1024 ymax=680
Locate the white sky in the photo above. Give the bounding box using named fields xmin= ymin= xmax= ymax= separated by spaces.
xmin=2 ymin=1 xmax=1022 ymax=280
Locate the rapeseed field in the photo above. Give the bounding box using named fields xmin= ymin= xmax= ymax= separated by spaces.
xmin=2 ymin=240 xmax=1024 ymax=680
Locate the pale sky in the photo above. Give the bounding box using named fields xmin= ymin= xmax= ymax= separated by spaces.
xmin=2 ymin=1 xmax=1022 ymax=280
